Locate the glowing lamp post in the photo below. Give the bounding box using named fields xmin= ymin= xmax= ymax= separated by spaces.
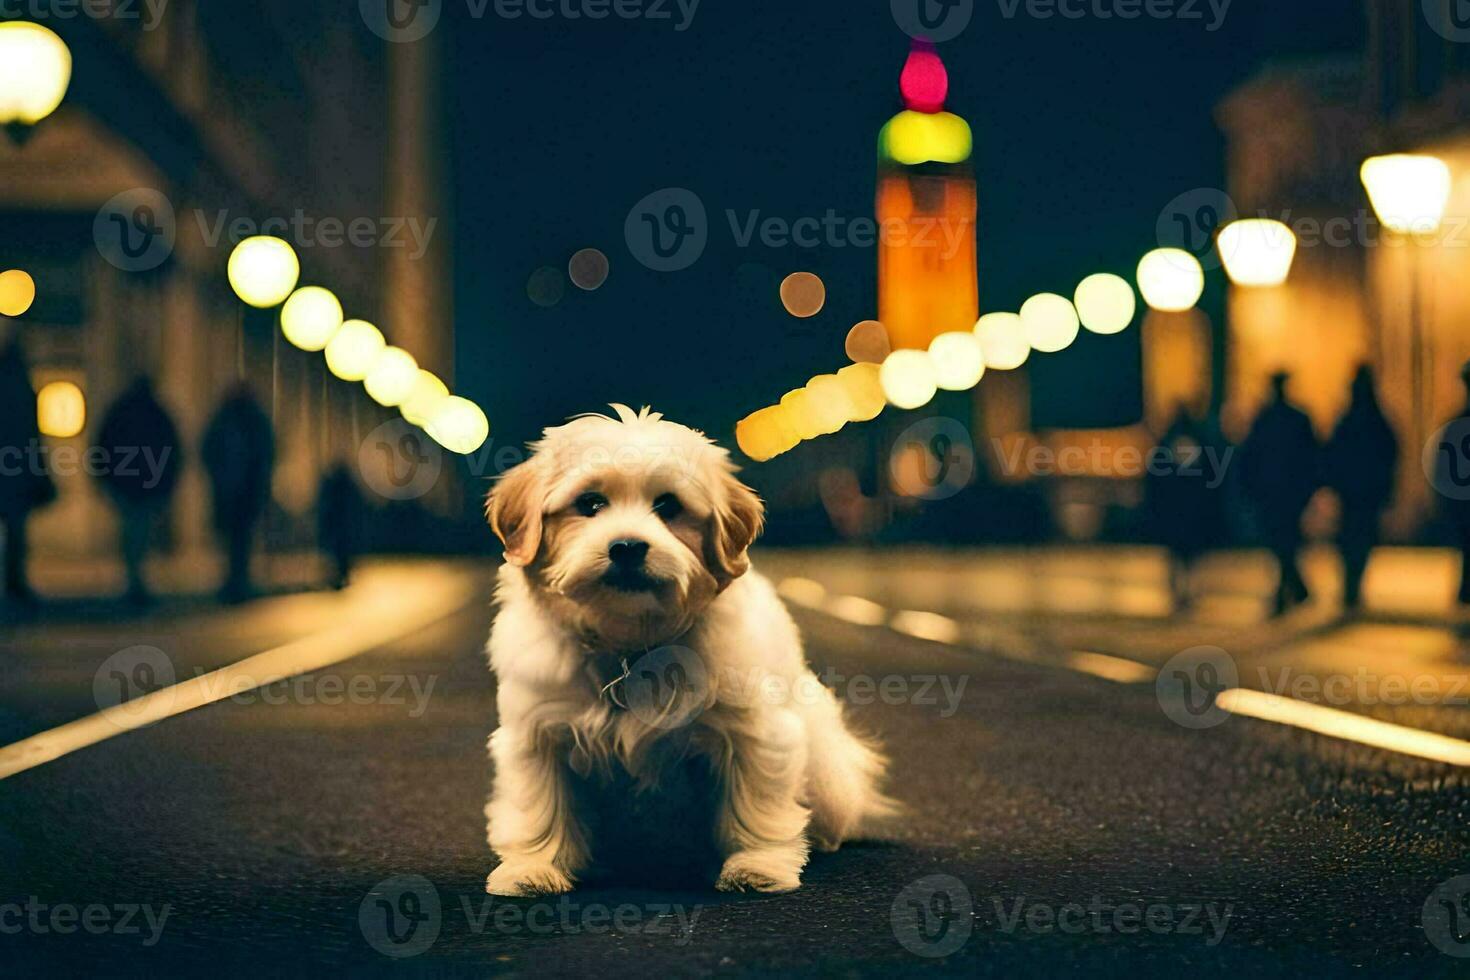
xmin=0 ymin=22 xmax=72 ymax=144
xmin=364 ymin=346 xmax=419 ymax=407
xmin=400 ymin=370 xmax=450 ymax=427
xmin=928 ymin=331 xmax=985 ymax=390
xmin=426 ymin=396 xmax=490 ymax=455
xmin=880 ymin=349 xmax=939 ymax=410
xmin=1073 ymin=273 xmax=1137 ymax=335
xmin=324 ymin=319 xmax=386 ymax=381
xmin=1136 ymin=248 xmax=1205 ymax=313
xmin=877 ymin=40 xmax=978 ymax=351
xmin=1020 ymin=293 xmax=1080 ymax=354
xmin=1217 ymin=219 xmax=1297 ymax=288
xmin=228 ymin=237 xmax=300 ymax=308
xmin=973 ymin=313 xmax=1029 ymax=370
xmin=279 ymin=286 xmax=344 ymax=352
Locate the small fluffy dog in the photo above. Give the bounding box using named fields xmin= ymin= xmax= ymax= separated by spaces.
xmin=483 ymin=405 xmax=892 ymax=895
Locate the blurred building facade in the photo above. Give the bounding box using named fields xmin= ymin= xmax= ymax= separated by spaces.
xmin=1218 ymin=0 xmax=1470 ymax=538
xmin=0 ymin=1 xmax=452 ymax=561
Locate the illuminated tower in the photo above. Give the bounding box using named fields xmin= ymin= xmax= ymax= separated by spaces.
xmin=876 ymin=40 xmax=978 ymax=351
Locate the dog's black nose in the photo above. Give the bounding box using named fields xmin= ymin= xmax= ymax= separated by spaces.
xmin=608 ymin=538 xmax=650 ymax=568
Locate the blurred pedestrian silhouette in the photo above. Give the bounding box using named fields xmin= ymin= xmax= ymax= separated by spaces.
xmin=1436 ymin=361 xmax=1470 ymax=605
xmin=1324 ymin=366 xmax=1398 ymax=612
xmin=94 ymin=377 xmax=182 ymax=605
xmin=0 ymin=339 xmax=55 ymax=605
xmin=1147 ymin=405 xmax=1228 ymax=610
xmin=1241 ymin=372 xmax=1320 ymax=615
xmin=201 ymin=384 xmax=275 ymax=603
xmin=316 ymin=461 xmax=363 ymax=590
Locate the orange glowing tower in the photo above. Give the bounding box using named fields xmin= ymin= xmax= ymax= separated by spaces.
xmin=876 ymin=40 xmax=978 ymax=351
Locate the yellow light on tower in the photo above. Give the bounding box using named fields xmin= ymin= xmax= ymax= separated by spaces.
xmin=1020 ymin=293 xmax=1080 ymax=353
xmin=364 ymin=346 xmax=419 ymax=407
xmin=400 ymin=370 xmax=449 ymax=427
xmin=36 ymin=380 xmax=85 ymax=438
xmin=227 ymin=237 xmax=300 ymax=308
xmin=324 ymin=319 xmax=386 ymax=381
xmin=1217 ymin=219 xmax=1297 ymax=287
xmin=1073 ymin=273 xmax=1137 ymax=334
xmin=1136 ymin=248 xmax=1205 ymax=312
xmin=425 ymin=396 xmax=490 ymax=454
xmin=928 ymin=331 xmax=985 ymax=390
xmin=279 ymin=286 xmax=343 ymax=351
xmin=880 ymin=349 xmax=938 ymax=410
xmin=0 ymin=22 xmax=72 ymax=137
xmin=973 ymin=312 xmax=1029 ymax=370
xmin=0 ymin=269 xmax=37 ymax=317
xmin=1360 ymin=154 xmax=1452 ymax=234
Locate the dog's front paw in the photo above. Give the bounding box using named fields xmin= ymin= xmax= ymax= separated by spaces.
xmin=715 ymin=850 xmax=802 ymax=894
xmin=486 ymin=861 xmax=574 ymax=897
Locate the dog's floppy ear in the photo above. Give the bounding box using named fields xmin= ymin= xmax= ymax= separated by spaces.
xmin=487 ymin=459 xmax=547 ymax=567
xmin=705 ymin=469 xmax=765 ymax=588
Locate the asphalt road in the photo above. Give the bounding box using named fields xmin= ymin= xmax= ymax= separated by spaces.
xmin=1 ymin=554 xmax=1468 ymax=977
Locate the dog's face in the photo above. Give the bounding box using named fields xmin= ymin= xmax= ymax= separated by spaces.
xmin=487 ymin=406 xmax=763 ymax=651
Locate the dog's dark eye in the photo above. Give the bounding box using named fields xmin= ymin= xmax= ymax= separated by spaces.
xmin=652 ymin=493 xmax=683 ymax=521
xmin=575 ymin=492 xmax=608 ymax=517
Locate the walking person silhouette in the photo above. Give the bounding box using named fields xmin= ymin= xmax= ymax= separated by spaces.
xmin=1434 ymin=361 xmax=1470 ymax=605
xmin=1324 ymin=366 xmax=1398 ymax=613
xmin=201 ymin=383 xmax=275 ymax=603
xmin=1241 ymin=372 xmax=1320 ymax=616
xmin=0 ymin=339 xmax=55 ymax=606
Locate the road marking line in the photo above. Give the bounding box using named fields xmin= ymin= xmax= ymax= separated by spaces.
xmin=1066 ymin=651 xmax=1156 ymax=684
xmin=1217 ymin=688 xmax=1470 ymax=767
xmin=825 ymin=594 xmax=888 ymax=626
xmin=890 ymin=610 xmax=962 ymax=644
xmin=0 ymin=571 xmax=481 ymax=781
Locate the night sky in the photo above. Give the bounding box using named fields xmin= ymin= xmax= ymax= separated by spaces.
xmin=450 ymin=1 xmax=1363 ymax=451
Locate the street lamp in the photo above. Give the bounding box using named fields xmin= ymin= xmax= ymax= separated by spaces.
xmin=279 ymin=286 xmax=344 ymax=352
xmin=324 ymin=319 xmax=386 ymax=381
xmin=364 ymin=346 xmax=419 ymax=407
xmin=0 ymin=21 xmax=71 ymax=144
xmin=1136 ymin=249 xmax=1205 ymax=313
xmin=1217 ymin=219 xmax=1297 ymax=288
xmin=1074 ymin=273 xmax=1137 ymax=335
xmin=426 ymin=396 xmax=490 ymax=455
xmin=1019 ymin=292 xmax=1080 ymax=354
xmin=228 ymin=237 xmax=300 ymax=308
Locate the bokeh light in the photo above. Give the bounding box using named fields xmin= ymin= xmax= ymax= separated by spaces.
xmin=780 ymin=272 xmax=826 ymax=318
xmin=0 ymin=22 xmax=71 ymax=127
xmin=780 ymin=388 xmax=823 ymax=440
xmin=324 ymin=319 xmax=386 ymax=381
xmin=928 ymin=331 xmax=985 ymax=391
xmin=568 ymin=248 xmax=610 ymax=291
xmin=736 ymin=405 xmax=800 ymax=462
xmin=880 ymin=349 xmax=938 ymax=410
xmin=1360 ymin=154 xmax=1452 ymax=234
xmin=527 ymin=266 xmax=566 ymax=307
xmin=0 ymin=269 xmax=36 ymax=317
xmin=973 ymin=312 xmax=1029 ymax=370
xmin=279 ymin=286 xmax=343 ymax=352
xmin=804 ymin=375 xmax=852 ymax=435
xmin=837 ymin=363 xmax=886 ymax=422
xmin=426 ymin=396 xmax=490 ymax=454
xmin=899 ymin=41 xmax=948 ymax=112
xmin=400 ymin=370 xmax=450 ymax=427
xmin=1020 ymin=293 xmax=1080 ymax=353
xmin=1217 ymin=219 xmax=1297 ymax=287
xmin=227 ymin=237 xmax=300 ymax=308
xmin=363 ymin=346 xmax=419 ymax=407
xmin=1074 ymin=273 xmax=1137 ymax=335
xmin=1136 ymin=249 xmax=1205 ymax=312
xmin=36 ymin=380 xmax=84 ymax=438
xmin=845 ymin=320 xmax=892 ymax=364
